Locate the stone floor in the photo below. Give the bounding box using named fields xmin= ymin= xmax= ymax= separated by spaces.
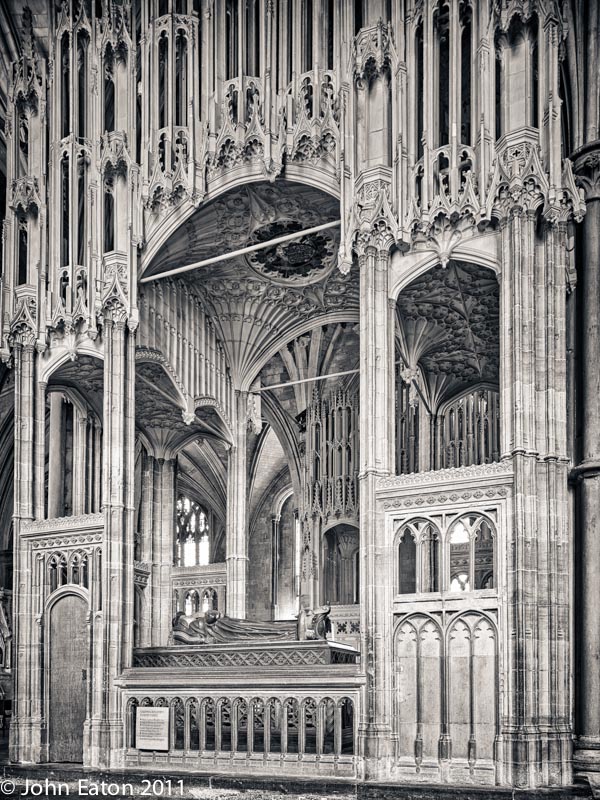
xmin=0 ymin=764 xmax=593 ymax=800
xmin=0 ymin=737 xmax=593 ymax=800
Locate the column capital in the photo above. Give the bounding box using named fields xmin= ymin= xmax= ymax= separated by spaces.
xmin=355 ymin=227 xmax=394 ymax=263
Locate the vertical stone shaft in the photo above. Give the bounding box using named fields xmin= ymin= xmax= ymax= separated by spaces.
xmin=10 ymin=341 xmax=39 ymax=763
xmin=226 ymin=391 xmax=248 ymax=619
xmin=47 ymin=392 xmax=64 ymax=518
xmin=72 ymin=410 xmax=88 ymax=516
xmin=33 ymin=380 xmax=46 ymax=520
xmin=93 ymin=313 xmax=134 ymax=766
xmin=150 ymin=456 xmax=175 ymax=647
xmin=358 ymin=241 xmax=394 ymax=776
xmin=574 ymin=146 xmax=600 ymax=779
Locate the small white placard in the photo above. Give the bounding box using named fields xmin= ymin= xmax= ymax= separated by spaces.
xmin=136 ymin=707 xmax=170 ymax=751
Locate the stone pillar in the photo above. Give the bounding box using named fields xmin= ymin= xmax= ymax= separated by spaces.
xmin=226 ymin=391 xmax=248 ymax=619
xmin=47 ymin=392 xmax=64 ymax=518
xmin=150 ymin=456 xmax=176 ymax=647
xmin=87 ymin=310 xmax=135 ymax=768
xmin=573 ymin=143 xmax=600 ymax=785
xmin=356 ymin=232 xmax=395 ymax=779
xmin=10 ymin=336 xmax=41 ymax=764
xmin=494 ymin=137 xmax=573 ymax=787
xmin=72 ymin=409 xmax=88 ymax=516
xmin=33 ymin=380 xmax=46 ymax=520
xmin=271 ymin=513 xmax=280 ymax=618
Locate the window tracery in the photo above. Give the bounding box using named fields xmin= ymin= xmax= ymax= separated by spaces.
xmin=175 ymin=496 xmax=211 ymax=567
xmin=397 ymin=515 xmax=495 ymax=596
xmin=48 ymin=550 xmax=89 ymax=593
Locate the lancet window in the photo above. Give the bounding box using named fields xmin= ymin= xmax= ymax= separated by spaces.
xmin=77 ymin=31 xmax=89 ymax=138
xmin=175 ymin=30 xmax=188 ymax=126
xmin=397 ymin=516 xmax=495 ymax=595
xmin=495 ymin=15 xmax=539 ymax=135
xmin=61 ymin=156 xmax=70 ymax=267
xmin=61 ymin=32 xmax=70 ymax=139
xmin=272 ymin=1 xmax=337 ymax=89
xmin=77 ymin=156 xmax=87 ymax=267
xmin=460 ymin=1 xmax=473 ymax=145
xmin=397 ymin=520 xmax=440 ymax=594
xmin=17 ymin=215 xmax=28 ymax=286
xmin=158 ymin=33 xmax=169 ymax=128
xmin=225 ymin=0 xmax=238 ymax=80
xmin=103 ymin=177 xmax=115 ymax=253
xmin=449 ymin=515 xmax=495 ymax=591
xmin=434 ymin=1 xmax=450 ymax=148
xmin=104 ymin=45 xmax=116 ymax=133
xmin=175 ymin=496 xmax=211 ymax=567
xmin=48 ymin=551 xmax=89 ymax=594
xmin=415 ymin=18 xmax=424 ymax=159
xmin=410 ymin=1 xmax=477 ymax=201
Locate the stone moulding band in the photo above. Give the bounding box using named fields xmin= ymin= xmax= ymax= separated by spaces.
xmin=376 ymin=460 xmax=515 ymax=491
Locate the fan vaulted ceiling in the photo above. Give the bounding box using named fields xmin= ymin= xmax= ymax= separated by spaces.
xmin=396 ymin=260 xmax=499 ymax=408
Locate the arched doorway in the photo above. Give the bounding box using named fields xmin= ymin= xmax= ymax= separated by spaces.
xmin=48 ymin=593 xmax=88 ymax=762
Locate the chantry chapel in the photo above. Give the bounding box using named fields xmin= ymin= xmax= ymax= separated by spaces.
xmin=0 ymin=0 xmax=598 ymax=794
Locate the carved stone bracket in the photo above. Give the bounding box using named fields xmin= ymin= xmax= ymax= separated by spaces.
xmin=10 ymin=177 xmax=41 ymax=216
xmin=487 ymin=128 xmax=549 ymax=221
xmin=9 ymin=295 xmax=38 ymax=348
xmin=349 ymin=169 xmax=398 ymax=264
xmin=353 ymin=20 xmax=394 ymax=83
xmin=573 ymin=144 xmax=600 ymax=203
xmin=410 ymin=211 xmax=478 ymax=268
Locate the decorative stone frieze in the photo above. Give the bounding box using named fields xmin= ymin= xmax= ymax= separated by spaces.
xmin=132 ymin=640 xmax=358 ymax=669
xmin=21 ymin=512 xmax=103 ymax=534
xmin=377 ymin=460 xmax=514 ymax=491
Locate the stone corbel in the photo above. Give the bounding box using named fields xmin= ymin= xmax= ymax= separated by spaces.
xmin=353 ymin=19 xmax=394 ymax=84
xmin=9 ymin=177 xmax=41 ymax=216
xmin=543 ymin=157 xmax=586 ymax=225
xmin=411 ymin=210 xmax=477 ymax=268
xmin=9 ymin=296 xmax=38 ymax=349
xmin=574 ymin=146 xmax=600 ymax=203
xmin=486 ymin=129 xmax=550 ymax=222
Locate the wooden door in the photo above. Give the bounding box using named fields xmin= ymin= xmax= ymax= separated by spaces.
xmin=48 ymin=594 xmax=88 ymax=762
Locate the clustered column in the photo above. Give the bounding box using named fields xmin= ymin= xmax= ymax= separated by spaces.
xmin=88 ymin=308 xmax=136 ymax=768
xmin=573 ymin=144 xmax=600 ymax=783
xmin=225 ymin=391 xmax=248 ymax=619
xmin=9 ymin=334 xmax=42 ymax=764
xmin=150 ymin=456 xmax=176 ymax=646
xmin=357 ymin=232 xmax=395 ymax=777
xmin=496 ymin=155 xmax=572 ymax=786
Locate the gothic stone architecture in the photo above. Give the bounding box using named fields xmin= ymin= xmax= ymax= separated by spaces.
xmin=0 ymin=0 xmax=597 ymax=794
